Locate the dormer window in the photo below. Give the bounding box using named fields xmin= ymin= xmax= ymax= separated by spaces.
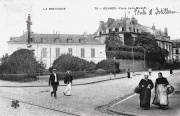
xmin=119 ymin=27 xmax=122 ymax=32
xmin=67 ymin=37 xmax=73 ymax=43
xmin=106 ymin=29 xmax=109 ymax=33
xmin=79 ymin=38 xmax=85 ymax=43
xmin=122 ymin=27 xmax=124 ymax=32
xmin=54 ymin=38 xmax=61 ymax=43
xmin=133 ymin=28 xmax=135 ymax=32
xmin=41 ymin=37 xmax=47 ymax=43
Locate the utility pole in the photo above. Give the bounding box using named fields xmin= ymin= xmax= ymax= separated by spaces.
xmin=114 ymin=57 xmax=116 ymax=77
xmin=132 ymin=47 xmax=134 ymax=73
xmin=144 ymin=49 xmax=146 ymax=71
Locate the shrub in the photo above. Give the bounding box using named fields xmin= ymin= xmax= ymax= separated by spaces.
xmin=96 ymin=69 xmax=106 ymax=75
xmin=0 ymin=74 xmax=37 ymax=82
xmin=95 ymin=59 xmax=120 ymax=73
xmin=0 ymin=49 xmax=45 ymax=81
xmin=52 ymin=54 xmax=96 ymax=72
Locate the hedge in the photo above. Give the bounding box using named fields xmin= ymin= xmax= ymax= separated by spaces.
xmin=106 ymin=51 xmax=144 ymax=60
xmin=0 ymin=74 xmax=37 ymax=82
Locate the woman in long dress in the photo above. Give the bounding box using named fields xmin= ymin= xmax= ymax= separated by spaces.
xmin=63 ymin=70 xmax=73 ymax=96
xmin=139 ymin=75 xmax=154 ymax=110
xmin=153 ymin=72 xmax=169 ymax=109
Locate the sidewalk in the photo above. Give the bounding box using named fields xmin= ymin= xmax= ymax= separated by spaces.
xmin=109 ymin=70 xmax=180 ymax=116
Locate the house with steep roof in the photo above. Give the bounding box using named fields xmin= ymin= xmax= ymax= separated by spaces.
xmin=96 ymin=16 xmax=173 ymax=61
xmin=8 ymin=32 xmax=106 ymax=68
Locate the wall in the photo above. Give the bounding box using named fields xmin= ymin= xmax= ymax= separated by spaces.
xmin=116 ymin=59 xmax=146 ymax=72
xmin=116 ymin=59 xmax=161 ymax=72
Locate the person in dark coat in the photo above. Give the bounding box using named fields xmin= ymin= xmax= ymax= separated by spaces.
xmin=127 ymin=69 xmax=131 ymax=78
xmin=139 ymin=75 xmax=154 ymax=110
xmin=49 ymin=69 xmax=59 ymax=98
xmin=63 ymin=70 xmax=73 ymax=96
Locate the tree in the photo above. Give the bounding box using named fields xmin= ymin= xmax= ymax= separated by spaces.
xmin=0 ymin=49 xmax=44 ymax=74
xmin=105 ymin=32 xmax=123 ymax=51
xmin=134 ymin=32 xmax=169 ymax=64
xmin=0 ymin=53 xmax=8 ymax=64
xmin=52 ymin=54 xmax=96 ymax=72
xmin=95 ymin=59 xmax=120 ymax=73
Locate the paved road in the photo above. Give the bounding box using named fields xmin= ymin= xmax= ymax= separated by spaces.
xmin=0 ymin=70 xmax=179 ymax=116
xmin=110 ymin=71 xmax=180 ymax=116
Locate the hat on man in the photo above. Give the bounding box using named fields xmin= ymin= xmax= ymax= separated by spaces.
xmin=52 ymin=69 xmax=57 ymax=71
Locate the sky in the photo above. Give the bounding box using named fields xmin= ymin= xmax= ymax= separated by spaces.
xmin=0 ymin=0 xmax=180 ymax=57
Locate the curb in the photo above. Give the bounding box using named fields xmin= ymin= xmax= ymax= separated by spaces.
xmin=0 ymin=74 xmax=141 ymax=88
xmin=109 ymin=107 xmax=147 ymax=116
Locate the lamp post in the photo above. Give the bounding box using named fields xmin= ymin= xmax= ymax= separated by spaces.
xmin=132 ymin=47 xmax=134 ymax=73
xmin=50 ymin=43 xmax=51 ymax=67
xmin=114 ymin=57 xmax=116 ymax=77
xmin=143 ymin=48 xmax=146 ymax=71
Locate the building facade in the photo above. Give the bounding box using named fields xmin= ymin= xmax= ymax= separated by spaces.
xmin=8 ymin=33 xmax=106 ymax=68
xmin=172 ymin=39 xmax=180 ymax=61
xmin=95 ymin=17 xmax=173 ymax=61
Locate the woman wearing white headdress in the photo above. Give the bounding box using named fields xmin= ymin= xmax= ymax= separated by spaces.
xmin=63 ymin=70 xmax=73 ymax=96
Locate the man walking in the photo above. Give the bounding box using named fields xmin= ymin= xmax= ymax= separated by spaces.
xmin=49 ymin=69 xmax=59 ymax=99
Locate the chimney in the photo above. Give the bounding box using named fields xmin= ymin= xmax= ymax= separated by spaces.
xmin=152 ymin=23 xmax=155 ymax=30
xmin=99 ymin=21 xmax=104 ymax=28
xmin=107 ymin=18 xmax=115 ymax=27
xmin=164 ymin=27 xmax=168 ymax=36
xmin=83 ymin=32 xmax=87 ymax=37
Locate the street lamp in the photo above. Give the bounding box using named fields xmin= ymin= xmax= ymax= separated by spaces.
xmin=50 ymin=43 xmax=52 ymax=67
xmin=114 ymin=57 xmax=116 ymax=77
xmin=132 ymin=47 xmax=134 ymax=73
xmin=142 ymin=47 xmax=146 ymax=71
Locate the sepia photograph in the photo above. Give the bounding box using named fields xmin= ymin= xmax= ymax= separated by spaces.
xmin=0 ymin=0 xmax=180 ymax=115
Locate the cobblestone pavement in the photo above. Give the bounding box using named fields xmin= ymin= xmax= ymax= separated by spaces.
xmin=0 ymin=96 xmax=74 ymax=116
xmin=0 ymin=70 xmax=179 ymax=116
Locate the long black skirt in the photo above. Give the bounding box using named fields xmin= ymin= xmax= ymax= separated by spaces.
xmin=140 ymin=89 xmax=151 ymax=109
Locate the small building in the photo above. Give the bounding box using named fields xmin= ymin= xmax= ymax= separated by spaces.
xmin=8 ymin=32 xmax=106 ymax=69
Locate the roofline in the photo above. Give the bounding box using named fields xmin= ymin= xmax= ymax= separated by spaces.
xmin=155 ymin=39 xmax=173 ymax=43
xmin=7 ymin=41 xmax=105 ymax=45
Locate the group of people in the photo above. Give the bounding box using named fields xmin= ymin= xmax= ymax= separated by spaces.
xmin=138 ymin=72 xmax=170 ymax=110
xmin=49 ymin=69 xmax=73 ymax=99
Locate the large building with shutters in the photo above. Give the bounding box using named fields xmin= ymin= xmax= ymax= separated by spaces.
xmin=7 ymin=32 xmax=106 ymax=69
xmin=95 ymin=16 xmax=173 ymax=61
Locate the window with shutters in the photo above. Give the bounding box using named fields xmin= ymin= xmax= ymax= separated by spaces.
xmin=41 ymin=48 xmax=47 ymax=58
xmin=56 ymin=48 xmax=60 ymax=58
xmin=91 ymin=48 xmax=95 ymax=58
xmin=81 ymin=48 xmax=85 ymax=58
xmin=68 ymin=48 xmax=73 ymax=55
